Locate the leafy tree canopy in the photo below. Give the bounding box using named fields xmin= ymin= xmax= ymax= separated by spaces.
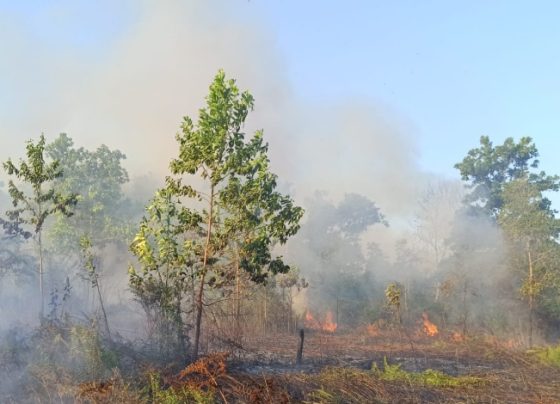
xmin=455 ymin=136 xmax=559 ymax=217
xmin=46 ymin=133 xmax=131 ymax=250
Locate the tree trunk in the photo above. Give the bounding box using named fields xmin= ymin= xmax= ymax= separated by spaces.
xmin=288 ymin=288 xmax=293 ymax=334
xmin=193 ymin=187 xmax=214 ymax=358
xmin=296 ymin=329 xmax=304 ymax=365
xmin=235 ymin=253 xmax=241 ymax=342
xmin=461 ymin=279 xmax=468 ymax=336
xmin=38 ymin=230 xmax=44 ymax=320
xmin=336 ymin=297 xmax=340 ymax=328
xmin=263 ymin=286 xmax=268 ymax=335
xmin=528 ymin=247 xmax=534 ymax=348
xmin=95 ymin=282 xmax=112 ymax=341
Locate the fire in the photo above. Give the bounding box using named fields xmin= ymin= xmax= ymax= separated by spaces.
xmin=366 ymin=323 xmax=380 ymax=337
xmin=305 ymin=310 xmax=337 ymax=333
xmin=422 ymin=312 xmax=438 ymax=336
xmin=323 ymin=310 xmax=337 ymax=332
xmin=451 ymin=332 xmax=464 ymax=342
xmin=305 ymin=311 xmax=321 ymax=329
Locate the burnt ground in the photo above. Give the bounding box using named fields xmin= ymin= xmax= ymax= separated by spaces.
xmin=206 ymin=330 xmax=560 ymax=403
xmin=3 ymin=327 xmax=559 ymax=403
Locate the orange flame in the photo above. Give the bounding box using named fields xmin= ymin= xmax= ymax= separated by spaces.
xmin=422 ymin=312 xmax=438 ymax=336
xmin=305 ymin=311 xmax=321 ymax=330
xmin=451 ymin=332 xmax=464 ymax=342
xmin=366 ymin=323 xmax=380 ymax=337
xmin=323 ymin=310 xmax=337 ymax=332
xmin=305 ymin=310 xmax=337 ymax=333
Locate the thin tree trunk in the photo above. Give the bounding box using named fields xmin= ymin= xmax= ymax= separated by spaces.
xmin=282 ymin=287 xmax=286 ymax=332
xmin=263 ymin=286 xmax=268 ymax=335
xmin=38 ymin=230 xmax=44 ymax=320
xmin=288 ymin=288 xmax=293 ymax=334
xmin=528 ymin=247 xmax=534 ymax=348
xmin=95 ymin=282 xmax=112 ymax=341
xmin=193 ymin=186 xmax=214 ymax=358
xmin=235 ymin=253 xmax=241 ymax=342
xmin=336 ymin=297 xmax=339 ymax=328
xmin=462 ymin=279 xmax=468 ymax=336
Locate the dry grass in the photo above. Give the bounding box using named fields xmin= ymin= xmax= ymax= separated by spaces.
xmin=8 ymin=328 xmax=560 ymax=403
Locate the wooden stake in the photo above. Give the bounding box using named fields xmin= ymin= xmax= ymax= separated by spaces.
xmin=296 ymin=328 xmax=304 ymax=366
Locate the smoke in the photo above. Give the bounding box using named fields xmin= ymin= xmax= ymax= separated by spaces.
xmin=0 ymin=1 xmax=425 ymax=216
xmin=0 ymin=0 xmax=475 ymax=331
xmin=0 ymin=1 xmax=290 ymax=177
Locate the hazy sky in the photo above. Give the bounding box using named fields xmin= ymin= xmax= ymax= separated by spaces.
xmin=1 ymin=1 xmax=559 ymax=211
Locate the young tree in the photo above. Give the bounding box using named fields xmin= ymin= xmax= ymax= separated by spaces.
xmin=3 ymin=135 xmax=77 ymax=318
xmin=129 ymin=190 xmax=193 ymax=360
xmin=135 ymin=70 xmax=303 ymax=358
xmin=385 ymin=282 xmax=404 ymax=325
xmin=80 ymin=236 xmax=112 ymax=341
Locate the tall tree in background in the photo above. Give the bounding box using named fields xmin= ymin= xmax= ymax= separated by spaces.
xmin=456 ymin=136 xmax=560 ymax=341
xmin=136 ymin=70 xmax=303 ymax=358
xmin=3 ymin=135 xmax=77 ymax=318
xmin=498 ymin=178 xmax=560 ymax=346
xmin=288 ymin=192 xmax=387 ymax=327
xmin=455 ymin=136 xmax=559 ymax=218
xmin=414 ymin=180 xmax=463 ymax=274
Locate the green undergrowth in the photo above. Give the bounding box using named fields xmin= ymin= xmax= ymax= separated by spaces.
xmin=146 ymin=372 xmax=216 ymax=404
xmin=529 ymin=344 xmax=560 ymax=368
xmin=372 ymin=357 xmax=483 ymax=388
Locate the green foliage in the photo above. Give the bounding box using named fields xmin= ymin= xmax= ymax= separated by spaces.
xmin=306 ymin=388 xmax=338 ymax=403
xmin=69 ymin=324 xmax=118 ymax=379
xmin=135 ymin=69 xmax=303 ymax=357
xmin=46 ymin=133 xmax=132 ymax=251
xmin=385 ymin=282 xmax=403 ymax=324
xmin=147 ymin=372 xmax=215 ymax=404
xmin=29 ymin=319 xmax=117 ymax=385
xmin=500 ymin=179 xmax=560 ymax=244
xmin=3 ymin=134 xmax=78 ymax=316
xmin=456 ymin=136 xmax=560 ymax=339
xmin=0 ymin=220 xmax=34 ymax=281
xmin=372 ymin=357 xmax=483 ymax=387
xmin=455 ymin=136 xmax=559 ymax=217
xmin=80 ymin=236 xmax=113 ymax=340
xmin=530 ymin=345 xmax=560 ymax=368
xmin=499 ymin=178 xmax=560 ymax=339
xmin=129 ymin=191 xmax=192 ymax=360
xmin=166 ymin=69 xmax=303 ymax=283
xmin=289 ymin=193 xmax=387 ymax=326
xmin=3 ymin=134 xmax=77 ymax=233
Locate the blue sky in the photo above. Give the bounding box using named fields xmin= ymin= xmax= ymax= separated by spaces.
xmin=253 ymin=1 xmax=560 ymax=175
xmin=1 ymin=1 xmax=559 ymax=200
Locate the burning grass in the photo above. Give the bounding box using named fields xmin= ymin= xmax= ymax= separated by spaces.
xmin=3 ymin=324 xmax=560 ymax=403
xmin=305 ymin=310 xmax=337 ymax=333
